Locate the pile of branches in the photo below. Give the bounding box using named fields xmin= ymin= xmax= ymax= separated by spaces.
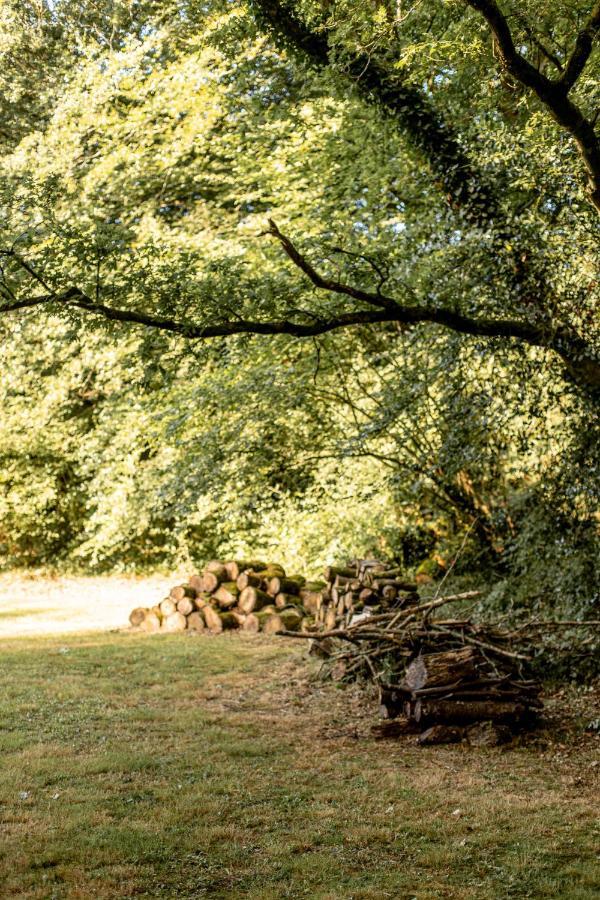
xmin=129 ymin=559 xmax=325 ymax=634
xmin=287 ymin=590 xmax=545 ymax=744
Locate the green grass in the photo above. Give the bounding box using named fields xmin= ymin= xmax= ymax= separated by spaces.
xmin=0 ymin=631 xmax=598 ymax=898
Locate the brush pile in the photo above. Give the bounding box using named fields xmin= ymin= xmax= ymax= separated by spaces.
xmin=129 ymin=559 xmax=326 ymax=635
xmin=283 ymin=559 xmax=546 ymax=745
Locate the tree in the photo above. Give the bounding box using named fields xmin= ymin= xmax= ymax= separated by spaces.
xmin=0 ymin=2 xmax=597 ymax=609
xmin=1 ymin=1 xmax=599 ymax=392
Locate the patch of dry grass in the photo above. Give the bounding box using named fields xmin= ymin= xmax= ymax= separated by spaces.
xmin=0 ymin=627 xmax=598 ymax=898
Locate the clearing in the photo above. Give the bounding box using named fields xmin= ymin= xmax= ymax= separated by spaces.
xmin=0 ymin=578 xmax=598 ymax=898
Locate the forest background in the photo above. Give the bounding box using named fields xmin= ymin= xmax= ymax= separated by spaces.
xmin=0 ymin=0 xmax=598 ymax=621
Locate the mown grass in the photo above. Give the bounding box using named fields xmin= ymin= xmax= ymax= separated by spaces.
xmin=0 ymin=630 xmax=598 ymax=898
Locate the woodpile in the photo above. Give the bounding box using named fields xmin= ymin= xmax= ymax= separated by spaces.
xmin=281 ymin=558 xmax=546 ymax=745
xmin=129 ymin=559 xmax=325 ymax=635
xmin=316 ymin=558 xmax=421 ymax=630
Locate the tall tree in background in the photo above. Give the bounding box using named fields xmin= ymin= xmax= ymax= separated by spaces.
xmin=0 ymin=1 xmax=598 ymax=610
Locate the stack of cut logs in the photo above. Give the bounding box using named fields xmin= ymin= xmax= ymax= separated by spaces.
xmin=285 ymin=558 xmax=545 ymax=745
xmin=129 ymin=559 xmax=327 ymax=635
xmin=376 ymin=644 xmax=543 ymax=745
xmin=316 ymin=558 xmax=421 ymax=629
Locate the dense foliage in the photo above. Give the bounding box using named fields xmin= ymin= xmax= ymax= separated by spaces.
xmin=0 ymin=1 xmax=598 ymax=615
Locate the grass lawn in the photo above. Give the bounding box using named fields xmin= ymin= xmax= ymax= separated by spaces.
xmin=0 ymin=629 xmax=598 ymax=899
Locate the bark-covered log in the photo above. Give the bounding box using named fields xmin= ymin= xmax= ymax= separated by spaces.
xmin=414 ymin=698 xmax=528 ymax=725
xmin=263 ymin=609 xmax=302 ymax=635
xmin=214 ymin=582 xmax=240 ymax=608
xmin=324 ymin=565 xmax=355 ymax=582
xmin=238 ymin=586 xmax=272 ymax=614
xmin=162 ymin=611 xmax=187 ymax=632
xmin=267 ymin=576 xmax=301 ymax=596
xmin=372 ymin=717 xmax=420 ymax=739
xmin=187 ymin=611 xmax=206 ymax=632
xmin=170 ymin=584 xmax=196 ymax=601
xmin=405 ymin=647 xmax=479 ymax=691
xmin=204 ymin=561 xmax=229 ymax=579
xmin=200 ymin=572 xmax=224 ymax=593
xmin=466 ymin=721 xmax=513 ymax=746
xmin=177 ymin=597 xmax=195 ymax=616
xmin=236 ymin=572 xmax=265 ymax=591
xmin=219 ymin=611 xmax=239 ymax=630
xmin=275 ymin=592 xmax=300 ymax=609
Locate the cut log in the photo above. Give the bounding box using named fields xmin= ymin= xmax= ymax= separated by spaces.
xmin=414 ymin=699 xmax=528 ymax=726
xmin=236 ymin=572 xmax=264 ymax=591
xmin=229 ymin=609 xmax=247 ymax=627
xmin=238 ymin=586 xmax=272 ymax=614
xmin=204 ymin=561 xmax=228 ymax=579
xmin=275 ymin=592 xmax=299 ymax=609
xmin=193 ymin=594 xmax=209 ymax=610
xmin=187 ymin=611 xmax=206 ymax=632
xmin=219 ymin=612 xmax=239 ymax=630
xmin=213 ymin=582 xmax=240 ymax=609
xmin=382 ymin=584 xmax=398 ymax=602
xmin=200 ymin=572 xmax=224 ymax=593
xmin=129 ymin=607 xmax=147 ymax=627
xmin=287 ymin=574 xmax=307 ymax=587
xmin=378 ymin=685 xmax=412 ymax=720
xmin=299 ymin=589 xmax=323 ymax=614
xmin=267 ymin=576 xmax=301 ymax=597
xmin=188 ymin=574 xmax=204 ymax=594
xmin=177 ymin=597 xmax=195 ymax=616
xmin=162 ymin=611 xmax=187 ymax=632
xmin=324 ymin=607 xmax=337 ymax=631
xmin=241 ymin=613 xmax=260 ymax=633
xmin=151 ymin=605 xmax=163 ymax=619
xmin=324 ymin=565 xmax=355 ymax=582
xmin=405 ymin=647 xmax=479 ymax=691
xmin=140 ymin=611 xmax=161 ymax=632
xmin=202 ymin=605 xmax=223 ymax=634
xmin=170 ymin=584 xmax=195 ymax=601
xmin=417 ymin=725 xmax=464 ymax=746
xmin=159 ymin=598 xmax=177 ymax=617
xmin=261 ymin=613 xmax=285 ymax=634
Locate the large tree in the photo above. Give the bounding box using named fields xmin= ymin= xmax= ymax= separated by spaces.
xmin=1 ymin=0 xmax=599 ymax=392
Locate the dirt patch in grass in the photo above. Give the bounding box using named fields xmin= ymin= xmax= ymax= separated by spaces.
xmin=0 ymin=627 xmax=598 ymax=899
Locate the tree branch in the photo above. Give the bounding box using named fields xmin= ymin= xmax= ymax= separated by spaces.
xmin=466 ymin=0 xmax=600 ymax=212
xmin=2 ymin=228 xmax=599 ymax=392
xmin=560 ymin=1 xmax=600 ymax=91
